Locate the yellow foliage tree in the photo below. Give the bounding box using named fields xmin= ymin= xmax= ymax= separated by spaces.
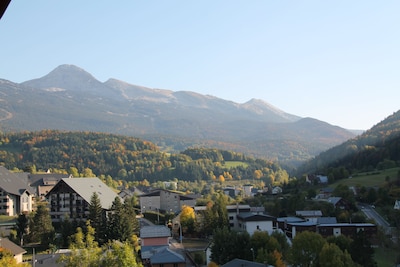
xmin=180 ymin=205 xmax=195 ymax=234
xmin=253 ymin=170 xmax=263 ymax=179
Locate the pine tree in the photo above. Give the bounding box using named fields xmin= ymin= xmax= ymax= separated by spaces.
xmin=29 ymin=203 xmax=55 ymax=246
xmin=88 ymin=192 xmax=105 ymax=244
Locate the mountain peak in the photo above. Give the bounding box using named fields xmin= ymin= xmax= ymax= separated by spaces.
xmin=21 ymin=64 xmax=103 ymax=92
xmin=241 ymin=98 xmax=300 ymax=122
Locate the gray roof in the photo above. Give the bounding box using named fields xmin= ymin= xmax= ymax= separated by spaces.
xmin=140 ymin=225 xmax=171 ymax=238
xmin=317 ymin=217 xmax=337 ymax=224
xmin=29 ymin=173 xmax=69 ymax=187
xmin=327 ymin=197 xmax=342 ymax=206
xmin=237 ymin=212 xmax=275 ymax=222
xmin=52 ymin=178 xmax=118 ymax=210
xmin=0 ymin=166 xmax=31 ymax=196
xmin=0 ymin=237 xmax=26 ymax=255
xmin=222 ymin=259 xmax=273 ymax=267
xmin=277 ymin=217 xmax=306 ymax=223
xmin=149 ymin=246 xmax=185 ymax=264
xmin=296 ymin=210 xmax=323 ymax=217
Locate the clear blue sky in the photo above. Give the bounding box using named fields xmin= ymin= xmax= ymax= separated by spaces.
xmin=1 ymin=1 xmax=399 ymax=130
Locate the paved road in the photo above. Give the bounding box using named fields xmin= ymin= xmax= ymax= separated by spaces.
xmin=361 ymin=205 xmax=390 ymax=227
xmin=359 ymin=203 xmax=392 ymax=235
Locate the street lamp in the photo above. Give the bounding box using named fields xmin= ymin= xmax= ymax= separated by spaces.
xmin=250 ymin=248 xmax=255 ymax=261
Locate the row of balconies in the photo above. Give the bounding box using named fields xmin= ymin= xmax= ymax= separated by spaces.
xmin=50 ymin=193 xmax=84 ymax=201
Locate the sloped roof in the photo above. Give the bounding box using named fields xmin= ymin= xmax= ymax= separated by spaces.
xmin=0 ymin=237 xmax=26 ymax=256
xmin=149 ymin=246 xmax=185 ymax=264
xmin=296 ymin=210 xmax=323 ymax=217
xmin=49 ymin=177 xmax=118 ymax=210
xmin=140 ymin=225 xmax=171 ymax=238
xmin=327 ymin=197 xmax=342 ymax=206
xmin=222 ymin=258 xmax=272 ymax=267
xmin=237 ymin=212 xmax=275 ymax=222
xmin=0 ymin=166 xmax=31 ymax=196
xmin=29 ymin=173 xmax=69 ymax=187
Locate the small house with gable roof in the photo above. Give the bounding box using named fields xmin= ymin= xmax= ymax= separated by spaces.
xmin=0 ymin=237 xmax=27 ymax=263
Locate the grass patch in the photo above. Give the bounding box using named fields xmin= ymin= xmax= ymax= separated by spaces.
xmin=331 ymin=168 xmax=399 ymax=188
xmin=374 ymin=247 xmax=399 ymax=267
xmin=0 ymin=215 xmax=16 ymax=224
xmin=182 ymin=238 xmax=209 ymax=250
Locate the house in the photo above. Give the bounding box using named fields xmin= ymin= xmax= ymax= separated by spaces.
xmin=243 ymin=184 xmax=253 ymax=197
xmin=317 ymin=223 xmax=377 ymax=238
xmin=223 ymin=187 xmax=238 ymax=198
xmin=221 ymin=258 xmax=274 ymax=267
xmin=118 ymin=186 xmax=144 ymax=200
xmin=140 ymin=225 xmax=186 ymax=267
xmin=295 ymin=210 xmax=323 ymax=223
xmin=0 ymin=166 xmax=33 ymax=216
xmin=394 ymin=200 xmax=400 ymax=210
xmin=327 ymin=197 xmax=351 ymax=210
xmin=195 ymin=204 xmax=264 ymax=229
xmin=28 ymin=173 xmax=71 ymax=200
xmin=139 ymin=189 xmax=197 ymax=214
xmin=271 ymin=186 xmax=282 ymax=195
xmin=163 ymin=181 xmax=177 ymax=190
xmin=306 ymin=174 xmax=328 ymax=184
xmin=142 ymin=246 xmax=185 ymax=267
xmin=236 ymin=213 xmax=276 ymax=235
xmin=0 ymin=237 xmax=26 ymax=263
xmin=140 ymin=225 xmax=171 ymax=247
xmin=277 ymin=216 xmax=377 ymax=239
xmin=45 ymin=177 xmax=119 ymax=222
xmin=316 ymin=187 xmax=334 ymax=199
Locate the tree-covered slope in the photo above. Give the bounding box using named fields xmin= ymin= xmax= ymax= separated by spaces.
xmin=0 ymin=130 xmax=289 ymax=184
xmin=297 ymin=110 xmax=400 ymax=177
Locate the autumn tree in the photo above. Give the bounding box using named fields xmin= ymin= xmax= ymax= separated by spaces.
xmin=59 ymin=221 xmax=141 ymax=267
xmin=102 ymin=241 xmax=142 ymax=267
xmin=0 ymin=248 xmax=30 ymax=267
xmin=59 ymin=222 xmax=102 ymax=267
xmin=180 ymin=205 xmax=195 ymax=235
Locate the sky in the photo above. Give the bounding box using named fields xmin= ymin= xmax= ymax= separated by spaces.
xmin=1 ymin=1 xmax=399 ymax=130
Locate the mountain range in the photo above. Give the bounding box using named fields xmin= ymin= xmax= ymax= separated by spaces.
xmin=0 ymin=64 xmax=358 ymax=166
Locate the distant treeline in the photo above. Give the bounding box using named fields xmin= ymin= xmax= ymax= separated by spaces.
xmin=0 ymin=130 xmax=289 ymax=185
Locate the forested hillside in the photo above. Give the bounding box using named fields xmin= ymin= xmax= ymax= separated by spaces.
xmin=297 ymin=110 xmax=400 ymax=180
xmin=0 ymin=130 xmax=289 ymax=185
